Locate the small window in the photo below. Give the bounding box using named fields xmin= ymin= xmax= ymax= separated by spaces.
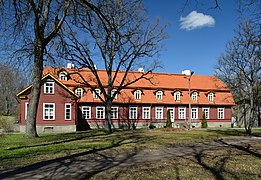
xmin=59 ymin=72 xmax=67 ymax=81
xmin=174 ymin=91 xmax=181 ymax=101
xmin=82 ymin=106 xmax=91 ymax=119
xmin=111 ymin=89 xmax=117 ymax=99
xmin=134 ymin=90 xmax=142 ymax=100
xmin=191 ymin=92 xmax=198 ymax=101
xmin=191 ymin=107 xmax=198 ymax=119
xmin=93 ymin=89 xmax=100 ymax=99
xmin=111 ymin=107 xmax=118 ymax=119
xmin=178 ymin=107 xmax=186 ymax=119
xmin=142 ymin=106 xmax=150 ymax=119
xmin=43 ymin=103 xmax=55 ymax=120
xmin=96 ymin=106 xmax=105 ymax=119
xmin=44 ymin=81 xmax=54 ymax=94
xmin=202 ymin=107 xmax=210 ymax=119
xmin=156 ymin=91 xmax=163 ymax=100
xmin=218 ymin=108 xmax=225 ymax=119
xmin=155 ymin=107 xmax=163 ymax=119
xmin=129 ymin=107 xmax=138 ymax=119
xmin=25 ymin=102 xmax=29 ymax=120
xmin=65 ymin=103 xmax=71 ymax=120
xmin=208 ymin=93 xmax=214 ymax=102
xmin=75 ymin=88 xmax=83 ymax=97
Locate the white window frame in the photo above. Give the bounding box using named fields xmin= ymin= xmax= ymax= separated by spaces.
xmin=142 ymin=106 xmax=151 ymax=119
xmin=218 ymin=108 xmax=225 ymax=119
xmin=191 ymin=107 xmax=198 ymax=119
xmin=96 ymin=106 xmax=105 ymax=119
xmin=93 ymin=89 xmax=100 ymax=99
xmin=174 ymin=91 xmax=181 ymax=101
xmin=82 ymin=106 xmax=91 ymax=119
xmin=155 ymin=106 xmax=164 ymax=119
xmin=111 ymin=89 xmax=117 ymax=99
xmin=25 ymin=102 xmax=29 ymax=120
xmin=65 ymin=103 xmax=71 ymax=120
xmin=167 ymin=107 xmax=175 ymax=122
xmin=208 ymin=93 xmax=214 ymax=102
xmin=178 ymin=107 xmax=186 ymax=119
xmin=59 ymin=72 xmax=67 ymax=81
xmin=44 ymin=81 xmax=54 ymax=94
xmin=43 ymin=103 xmax=55 ymax=120
xmin=134 ymin=90 xmax=142 ymax=100
xmin=156 ymin=91 xmax=163 ymax=100
xmin=75 ymin=88 xmax=83 ymax=97
xmin=202 ymin=107 xmax=210 ymax=119
xmin=111 ymin=106 xmax=118 ymax=119
xmin=129 ymin=106 xmax=138 ymax=119
xmin=191 ymin=92 xmax=198 ymax=101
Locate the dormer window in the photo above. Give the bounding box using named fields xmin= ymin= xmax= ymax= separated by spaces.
xmin=208 ymin=92 xmax=214 ymax=102
xmin=75 ymin=88 xmax=83 ymax=97
xmin=59 ymin=72 xmax=67 ymax=81
xmin=93 ymin=89 xmax=100 ymax=99
xmin=134 ymin=90 xmax=142 ymax=100
xmin=44 ymin=80 xmax=54 ymax=94
xmin=156 ymin=91 xmax=163 ymax=100
xmin=191 ymin=92 xmax=198 ymax=101
xmin=174 ymin=91 xmax=181 ymax=101
xmin=111 ymin=89 xmax=117 ymax=99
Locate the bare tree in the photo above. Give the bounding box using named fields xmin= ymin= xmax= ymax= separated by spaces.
xmin=62 ymin=0 xmax=166 ymax=132
xmin=215 ymin=20 xmax=261 ymax=134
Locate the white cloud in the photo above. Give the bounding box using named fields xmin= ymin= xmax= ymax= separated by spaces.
xmin=180 ymin=11 xmax=215 ymax=31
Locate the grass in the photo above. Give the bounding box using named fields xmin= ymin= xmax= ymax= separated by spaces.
xmin=0 ymin=128 xmax=261 ymax=179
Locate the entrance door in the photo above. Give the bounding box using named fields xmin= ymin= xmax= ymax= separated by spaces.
xmin=167 ymin=107 xmax=175 ymax=126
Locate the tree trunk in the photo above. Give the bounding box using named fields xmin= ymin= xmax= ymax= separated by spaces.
xmin=25 ymin=44 xmax=44 ymax=138
xmin=105 ymin=98 xmax=113 ymax=133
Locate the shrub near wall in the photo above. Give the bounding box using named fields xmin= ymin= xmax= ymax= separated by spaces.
xmin=201 ymin=112 xmax=208 ymax=128
xmin=0 ymin=116 xmax=16 ymax=132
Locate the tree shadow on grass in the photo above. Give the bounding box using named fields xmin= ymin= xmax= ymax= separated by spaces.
xmin=0 ymin=132 xmax=149 ymax=179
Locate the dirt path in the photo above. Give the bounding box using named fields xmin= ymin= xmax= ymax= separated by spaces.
xmin=0 ymin=136 xmax=260 ymax=179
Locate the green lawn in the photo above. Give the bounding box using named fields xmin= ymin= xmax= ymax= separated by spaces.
xmin=0 ymin=128 xmax=261 ymax=179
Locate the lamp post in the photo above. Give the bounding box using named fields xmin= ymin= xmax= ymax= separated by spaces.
xmin=185 ymin=71 xmax=194 ymax=129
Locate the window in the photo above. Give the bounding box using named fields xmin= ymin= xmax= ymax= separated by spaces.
xmin=65 ymin=103 xmax=71 ymax=120
xmin=178 ymin=107 xmax=186 ymax=119
xmin=174 ymin=91 xmax=181 ymax=101
xmin=111 ymin=107 xmax=118 ymax=119
xmin=59 ymin=72 xmax=67 ymax=81
xmin=218 ymin=108 xmax=225 ymax=119
xmin=155 ymin=107 xmax=163 ymax=119
xmin=156 ymin=91 xmax=163 ymax=100
xmin=93 ymin=89 xmax=100 ymax=99
xmin=129 ymin=107 xmax=138 ymax=119
xmin=43 ymin=103 xmax=55 ymax=120
xmin=44 ymin=81 xmax=54 ymax=94
xmin=208 ymin=93 xmax=214 ymax=102
xmin=75 ymin=88 xmax=83 ymax=97
xmin=111 ymin=89 xmax=117 ymax=99
xmin=25 ymin=102 xmax=29 ymax=120
xmin=167 ymin=107 xmax=174 ymax=121
xmin=96 ymin=106 xmax=105 ymax=119
xmin=191 ymin=107 xmax=198 ymax=119
xmin=142 ymin=106 xmax=150 ymax=119
xmin=134 ymin=90 xmax=142 ymax=100
xmin=82 ymin=106 xmax=91 ymax=119
xmin=202 ymin=107 xmax=210 ymax=119
xmin=191 ymin=92 xmax=198 ymax=101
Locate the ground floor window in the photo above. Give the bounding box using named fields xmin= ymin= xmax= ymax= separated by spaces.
xmin=96 ymin=106 xmax=105 ymax=119
xmin=129 ymin=107 xmax=138 ymax=119
xmin=43 ymin=103 xmax=55 ymax=120
xmin=82 ymin=106 xmax=91 ymax=119
xmin=202 ymin=107 xmax=210 ymax=119
xmin=25 ymin=102 xmax=29 ymax=120
xmin=178 ymin=107 xmax=186 ymax=119
xmin=155 ymin=107 xmax=163 ymax=119
xmin=167 ymin=107 xmax=174 ymax=121
xmin=111 ymin=107 xmax=118 ymax=119
xmin=218 ymin=108 xmax=225 ymax=119
xmin=65 ymin=103 xmax=71 ymax=120
xmin=142 ymin=106 xmax=150 ymax=119
xmin=191 ymin=107 xmax=198 ymax=119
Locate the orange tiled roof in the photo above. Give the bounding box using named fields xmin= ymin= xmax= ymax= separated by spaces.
xmin=42 ymin=67 xmax=235 ymax=105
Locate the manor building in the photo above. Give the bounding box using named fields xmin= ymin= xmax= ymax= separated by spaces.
xmin=16 ymin=66 xmax=235 ymax=132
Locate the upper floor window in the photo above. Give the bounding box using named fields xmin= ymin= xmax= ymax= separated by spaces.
xmin=111 ymin=89 xmax=117 ymax=99
xmin=44 ymin=81 xmax=54 ymax=94
xmin=93 ymin=89 xmax=100 ymax=99
xmin=191 ymin=92 xmax=198 ymax=101
xmin=208 ymin=92 xmax=214 ymax=102
xmin=156 ymin=91 xmax=163 ymax=100
xmin=59 ymin=72 xmax=67 ymax=81
xmin=174 ymin=91 xmax=181 ymax=101
xmin=75 ymin=88 xmax=83 ymax=97
xmin=134 ymin=90 xmax=142 ymax=100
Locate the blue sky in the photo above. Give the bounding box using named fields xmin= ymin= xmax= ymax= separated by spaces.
xmin=143 ymin=0 xmax=240 ymax=75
